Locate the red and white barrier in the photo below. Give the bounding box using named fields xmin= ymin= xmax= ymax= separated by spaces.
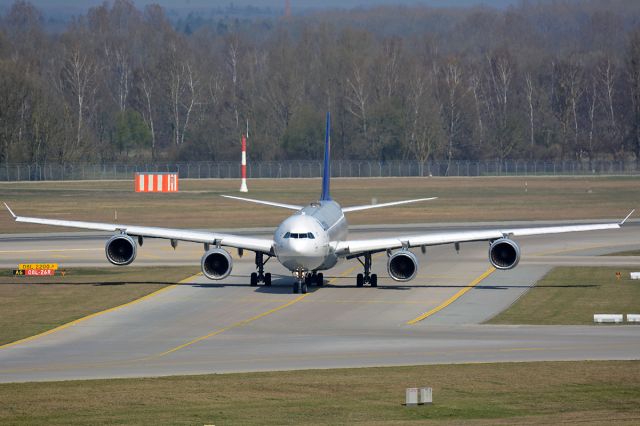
xmin=240 ymin=134 xmax=248 ymax=192
xmin=135 ymin=173 xmax=179 ymax=193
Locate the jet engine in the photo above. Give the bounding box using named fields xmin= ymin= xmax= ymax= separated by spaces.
xmin=387 ymin=250 xmax=418 ymax=282
xmin=105 ymin=235 xmax=137 ymax=266
xmin=201 ymin=248 xmax=233 ymax=280
xmin=488 ymin=238 xmax=520 ymax=270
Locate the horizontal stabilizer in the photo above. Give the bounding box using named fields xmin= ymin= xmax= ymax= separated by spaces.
xmin=221 ymin=195 xmax=302 ymax=211
xmin=343 ymin=197 xmax=437 ymax=213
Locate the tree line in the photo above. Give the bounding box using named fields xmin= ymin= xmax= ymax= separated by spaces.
xmin=1 ymin=0 xmax=640 ymax=168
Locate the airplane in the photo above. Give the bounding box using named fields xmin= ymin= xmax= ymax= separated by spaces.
xmin=3 ymin=113 xmax=635 ymax=294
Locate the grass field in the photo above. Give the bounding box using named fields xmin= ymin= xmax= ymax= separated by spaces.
xmin=0 ymin=361 xmax=638 ymax=424
xmin=0 ymin=176 xmax=636 ymax=233
xmin=487 ymin=267 xmax=640 ymax=325
xmin=0 ymin=267 xmax=198 ymax=346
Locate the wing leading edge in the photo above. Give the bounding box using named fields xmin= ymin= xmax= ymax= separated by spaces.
xmin=335 ymin=211 xmax=633 ymax=257
xmin=4 ymin=203 xmax=274 ymax=254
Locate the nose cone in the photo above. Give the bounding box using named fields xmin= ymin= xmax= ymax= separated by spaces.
xmin=275 ymin=215 xmax=326 ymax=271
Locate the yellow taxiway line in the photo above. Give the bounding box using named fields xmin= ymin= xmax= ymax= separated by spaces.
xmin=154 ymin=294 xmax=308 ymax=358
xmin=152 ymin=255 xmax=369 ymax=358
xmin=406 ymin=267 xmax=496 ymax=325
xmin=0 ymin=273 xmax=202 ymax=351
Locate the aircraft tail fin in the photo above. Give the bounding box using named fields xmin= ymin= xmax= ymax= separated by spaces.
xmin=320 ymin=112 xmax=332 ymax=201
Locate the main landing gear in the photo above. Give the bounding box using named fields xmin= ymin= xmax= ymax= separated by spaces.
xmin=292 ymin=269 xmax=324 ymax=294
xmin=250 ymin=252 xmax=272 ymax=287
xmin=356 ymin=252 xmax=377 ymax=287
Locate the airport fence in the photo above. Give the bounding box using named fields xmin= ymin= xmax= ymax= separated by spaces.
xmin=0 ymin=159 xmax=638 ymax=181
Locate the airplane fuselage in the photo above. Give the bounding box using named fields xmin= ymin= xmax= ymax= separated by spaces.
xmin=274 ymin=200 xmax=347 ymax=272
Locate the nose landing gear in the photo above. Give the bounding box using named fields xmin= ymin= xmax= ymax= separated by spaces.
xmin=292 ymin=270 xmax=324 ymax=294
xmin=250 ymin=252 xmax=272 ymax=287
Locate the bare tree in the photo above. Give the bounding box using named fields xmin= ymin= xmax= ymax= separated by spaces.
xmin=59 ymin=44 xmax=97 ymax=161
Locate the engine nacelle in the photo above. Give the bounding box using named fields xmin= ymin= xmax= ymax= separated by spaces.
xmin=201 ymin=248 xmax=233 ymax=280
xmin=105 ymin=235 xmax=137 ymax=266
xmin=489 ymin=238 xmax=520 ymax=270
xmin=387 ymin=250 xmax=419 ymax=282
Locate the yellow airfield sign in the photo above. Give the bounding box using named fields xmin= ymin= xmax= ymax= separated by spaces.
xmin=18 ymin=263 xmax=58 ymax=270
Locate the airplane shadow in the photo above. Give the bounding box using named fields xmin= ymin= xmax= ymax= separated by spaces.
xmin=191 ymin=276 xmax=321 ymax=294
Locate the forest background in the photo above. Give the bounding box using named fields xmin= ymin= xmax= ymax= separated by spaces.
xmin=1 ymin=0 xmax=640 ymax=168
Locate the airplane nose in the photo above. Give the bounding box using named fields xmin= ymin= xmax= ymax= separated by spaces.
xmin=277 ymin=239 xmax=324 ymax=271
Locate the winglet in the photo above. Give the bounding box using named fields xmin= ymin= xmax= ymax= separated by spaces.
xmin=620 ymin=209 xmax=635 ymax=226
xmin=4 ymin=203 xmax=16 ymax=219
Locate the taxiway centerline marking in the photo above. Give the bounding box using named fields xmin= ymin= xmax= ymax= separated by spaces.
xmin=0 ymin=273 xmax=202 ymax=351
xmin=152 ymin=256 xmax=368 ymax=358
xmin=153 ymin=294 xmax=308 ymax=358
xmin=406 ymin=267 xmax=496 ymax=325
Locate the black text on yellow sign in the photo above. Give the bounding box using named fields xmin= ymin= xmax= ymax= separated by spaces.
xmin=18 ymin=263 xmax=58 ymax=270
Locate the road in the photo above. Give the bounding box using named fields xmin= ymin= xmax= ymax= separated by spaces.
xmin=0 ymin=222 xmax=639 ymax=383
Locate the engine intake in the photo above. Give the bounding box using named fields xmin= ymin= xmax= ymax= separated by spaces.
xmin=387 ymin=250 xmax=418 ymax=282
xmin=201 ymin=248 xmax=233 ymax=280
xmin=489 ymin=238 xmax=520 ymax=270
xmin=105 ymin=235 xmax=137 ymax=266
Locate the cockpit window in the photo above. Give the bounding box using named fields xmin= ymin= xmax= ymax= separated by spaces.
xmin=284 ymin=232 xmax=314 ymax=239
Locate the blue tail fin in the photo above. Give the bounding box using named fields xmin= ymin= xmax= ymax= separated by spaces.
xmin=320 ymin=112 xmax=332 ymax=201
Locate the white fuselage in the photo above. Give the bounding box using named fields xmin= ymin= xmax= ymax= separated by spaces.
xmin=273 ymin=200 xmax=347 ymax=272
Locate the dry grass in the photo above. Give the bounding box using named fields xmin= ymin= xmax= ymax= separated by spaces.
xmin=0 ymin=176 xmax=635 ymax=233
xmin=0 ymin=266 xmax=198 ymax=345
xmin=0 ymin=361 xmax=638 ymax=424
xmin=487 ymin=267 xmax=640 ymax=325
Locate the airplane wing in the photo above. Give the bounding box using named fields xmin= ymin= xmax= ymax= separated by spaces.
xmin=4 ymin=203 xmax=274 ymax=254
xmin=335 ymin=211 xmax=634 ymax=257
xmin=342 ymin=197 xmax=437 ymax=212
xmin=221 ymin=195 xmax=302 ymax=211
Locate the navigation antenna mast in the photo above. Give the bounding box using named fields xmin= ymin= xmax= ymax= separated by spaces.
xmin=285 ymin=0 xmax=291 ymax=18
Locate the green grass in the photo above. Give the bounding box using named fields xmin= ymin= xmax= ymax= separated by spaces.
xmin=0 ymin=176 xmax=636 ymax=233
xmin=487 ymin=267 xmax=640 ymax=325
xmin=0 ymin=361 xmax=638 ymax=425
xmin=0 ymin=267 xmax=198 ymax=345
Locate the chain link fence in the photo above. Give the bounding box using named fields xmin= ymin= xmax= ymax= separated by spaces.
xmin=0 ymin=160 xmax=638 ymax=181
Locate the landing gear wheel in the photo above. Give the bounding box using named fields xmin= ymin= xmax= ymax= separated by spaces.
xmin=293 ymin=281 xmax=300 ymax=294
xmin=305 ymin=273 xmax=312 ymax=286
xmin=370 ymin=273 xmax=378 ymax=287
xmin=301 ymin=282 xmax=308 ymax=294
xmin=317 ymin=273 xmax=324 ymax=286
xmin=356 ymin=273 xmax=364 ymax=287
xmin=264 ymin=273 xmax=272 ymax=286
xmin=250 ymin=272 xmax=258 ymax=286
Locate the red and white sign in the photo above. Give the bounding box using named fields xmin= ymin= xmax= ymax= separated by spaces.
xmin=135 ymin=173 xmax=179 ymax=193
xmin=24 ymin=269 xmax=55 ymax=276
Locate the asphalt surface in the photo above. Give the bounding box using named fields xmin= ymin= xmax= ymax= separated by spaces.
xmin=0 ymin=223 xmax=639 ymax=383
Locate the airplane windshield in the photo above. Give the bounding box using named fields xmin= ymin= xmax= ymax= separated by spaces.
xmin=283 ymin=232 xmax=315 ymax=239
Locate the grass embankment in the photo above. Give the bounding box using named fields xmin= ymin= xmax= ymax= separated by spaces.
xmin=0 ymin=267 xmax=197 ymax=345
xmin=0 ymin=176 xmax=635 ymax=233
xmin=1 ymin=361 xmax=638 ymax=425
xmin=488 ymin=267 xmax=640 ymax=325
